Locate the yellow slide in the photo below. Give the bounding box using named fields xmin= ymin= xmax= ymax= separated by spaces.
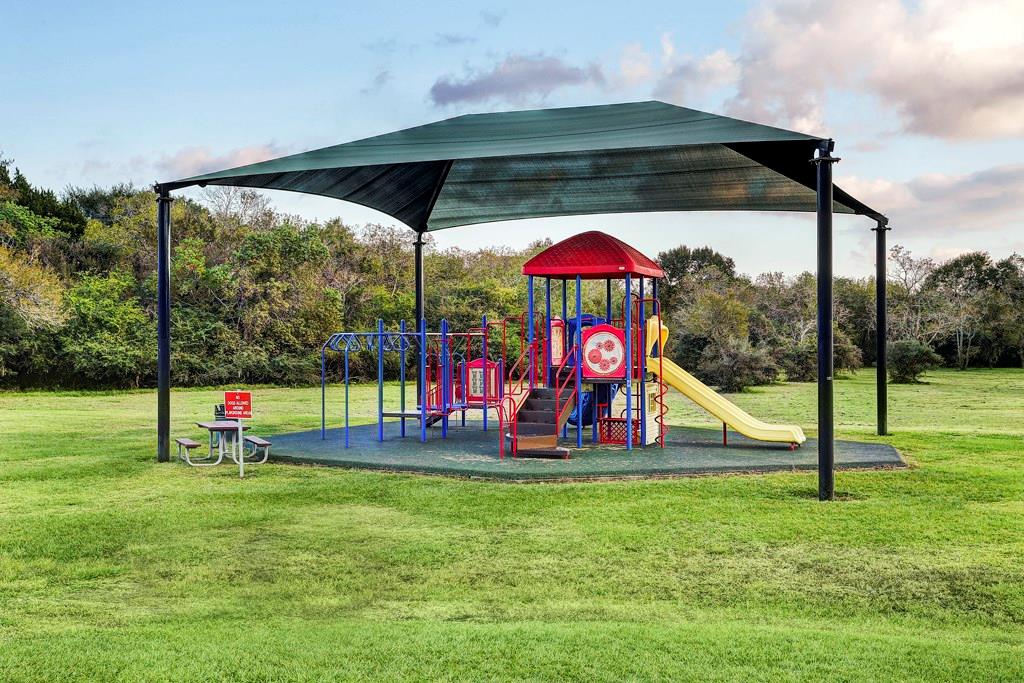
xmin=645 ymin=317 xmax=806 ymax=446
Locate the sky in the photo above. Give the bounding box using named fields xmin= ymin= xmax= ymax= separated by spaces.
xmin=2 ymin=0 xmax=1023 ymax=278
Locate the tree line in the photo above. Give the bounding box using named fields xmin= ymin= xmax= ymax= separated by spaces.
xmin=1 ymin=157 xmax=1022 ymax=391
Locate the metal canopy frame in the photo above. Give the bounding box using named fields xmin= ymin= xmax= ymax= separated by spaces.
xmin=153 ymin=101 xmax=890 ymax=501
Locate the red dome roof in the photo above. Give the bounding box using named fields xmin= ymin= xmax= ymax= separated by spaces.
xmin=522 ymin=231 xmax=664 ymax=280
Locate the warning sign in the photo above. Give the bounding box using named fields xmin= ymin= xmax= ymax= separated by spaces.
xmin=224 ymin=391 xmax=252 ymax=419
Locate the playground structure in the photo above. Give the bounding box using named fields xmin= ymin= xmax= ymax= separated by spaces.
xmin=322 ymin=231 xmax=805 ymax=458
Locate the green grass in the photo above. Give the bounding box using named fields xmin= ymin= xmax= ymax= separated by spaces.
xmin=1 ymin=369 xmax=1022 ymax=681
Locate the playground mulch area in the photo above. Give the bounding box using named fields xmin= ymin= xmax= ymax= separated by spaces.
xmin=270 ymin=420 xmax=903 ymax=480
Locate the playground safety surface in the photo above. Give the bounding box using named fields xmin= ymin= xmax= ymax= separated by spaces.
xmin=270 ymin=421 xmax=903 ymax=481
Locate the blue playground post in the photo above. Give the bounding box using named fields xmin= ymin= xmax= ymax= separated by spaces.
xmin=420 ymin=317 xmax=427 ymax=443
xmin=441 ymin=318 xmax=449 ymax=438
xmin=605 ymin=278 xmax=612 ymax=321
xmin=545 ymin=278 xmax=552 ymax=387
xmin=399 ymin=319 xmax=407 ymax=437
xmin=344 ymin=338 xmax=351 ymax=448
xmin=562 ymin=279 xmax=568 ymax=438
xmin=639 ymin=277 xmax=647 ymax=447
xmin=460 ymin=343 xmax=466 ymax=427
xmin=575 ymin=274 xmax=583 ymax=449
xmin=481 ymin=314 xmax=488 ymax=431
xmin=377 ymin=319 xmax=385 ymax=442
xmin=625 ymin=273 xmax=633 ymax=451
xmin=561 ymin=279 xmax=568 ymax=322
xmin=527 ymin=276 xmax=535 ymax=389
xmin=320 ymin=340 xmax=328 ymax=440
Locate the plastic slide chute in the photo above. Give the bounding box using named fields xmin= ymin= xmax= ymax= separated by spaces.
xmin=645 ymin=316 xmax=806 ymax=446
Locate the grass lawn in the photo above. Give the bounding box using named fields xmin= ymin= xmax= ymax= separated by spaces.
xmin=1 ymin=368 xmax=1022 ymax=681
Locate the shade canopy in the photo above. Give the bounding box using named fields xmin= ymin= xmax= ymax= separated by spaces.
xmin=523 ymin=231 xmax=665 ymax=280
xmin=162 ymin=101 xmax=884 ymax=231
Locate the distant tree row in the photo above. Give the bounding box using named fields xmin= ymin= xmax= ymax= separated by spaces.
xmin=1 ymin=157 xmax=1022 ymax=390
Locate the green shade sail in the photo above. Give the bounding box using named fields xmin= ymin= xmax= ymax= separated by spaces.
xmin=163 ymin=101 xmax=884 ymax=230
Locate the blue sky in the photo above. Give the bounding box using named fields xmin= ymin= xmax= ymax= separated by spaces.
xmin=3 ymin=0 xmax=1022 ymax=276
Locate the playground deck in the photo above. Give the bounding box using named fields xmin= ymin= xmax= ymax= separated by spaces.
xmin=269 ymin=421 xmax=903 ymax=481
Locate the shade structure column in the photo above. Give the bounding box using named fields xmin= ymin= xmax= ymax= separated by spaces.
xmin=873 ymin=219 xmax=890 ymax=436
xmin=814 ymin=140 xmax=838 ymax=501
xmin=155 ymin=186 xmax=172 ymax=463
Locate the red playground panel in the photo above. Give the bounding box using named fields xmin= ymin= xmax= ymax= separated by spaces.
xmin=581 ymin=323 xmax=626 ymax=379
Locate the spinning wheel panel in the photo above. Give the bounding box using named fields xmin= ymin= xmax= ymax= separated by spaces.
xmin=580 ymin=324 xmax=626 ymax=379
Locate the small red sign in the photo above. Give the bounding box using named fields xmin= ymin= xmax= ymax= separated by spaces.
xmin=224 ymin=391 xmax=252 ymax=419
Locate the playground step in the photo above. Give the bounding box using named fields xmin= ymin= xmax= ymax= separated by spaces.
xmin=532 ymin=387 xmax=574 ymax=401
xmin=519 ymin=409 xmax=555 ymax=424
xmin=512 ymin=421 xmax=558 ymax=435
xmin=514 ymin=445 xmax=571 ymax=459
xmin=513 ymin=433 xmax=559 ymax=451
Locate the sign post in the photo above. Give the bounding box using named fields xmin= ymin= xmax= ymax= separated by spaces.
xmin=224 ymin=391 xmax=252 ymax=479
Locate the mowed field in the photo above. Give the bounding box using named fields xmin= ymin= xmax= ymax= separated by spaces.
xmin=1 ymin=369 xmax=1022 ymax=682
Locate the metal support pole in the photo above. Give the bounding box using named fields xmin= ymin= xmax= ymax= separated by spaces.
xmin=321 ymin=343 xmax=327 ymax=440
xmin=155 ymin=187 xmax=172 ymax=463
xmin=377 ymin=319 xmax=385 ymax=442
xmin=400 ymin=319 xmax=407 ymax=437
xmin=420 ymin=317 xmax=428 ymax=443
xmin=414 ymin=231 xmax=425 ymax=402
xmin=575 ymin=275 xmax=583 ymax=449
xmin=527 ymin=276 xmax=535 ymax=389
xmin=481 ymin=314 xmax=489 ymax=430
xmin=814 ymin=140 xmax=839 ymax=501
xmin=561 ymin=279 xmax=568 ymax=321
xmin=545 ymin=278 xmax=552 ymax=386
xmin=344 ymin=343 xmax=351 ymax=448
xmin=605 ymin=278 xmax=612 ymax=321
xmin=624 ymin=273 xmax=633 ymax=451
xmin=562 ymin=279 xmax=568 ymax=439
xmin=873 ymin=219 xmax=890 ymax=436
xmin=441 ymin=318 xmax=449 ymax=438
xmin=639 ymin=277 xmax=646 ymax=447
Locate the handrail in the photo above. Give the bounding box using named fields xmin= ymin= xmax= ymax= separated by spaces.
xmin=496 ymin=394 xmax=519 ymax=458
xmin=496 ymin=342 xmax=533 ymax=457
xmin=554 ymin=343 xmax=578 ymax=428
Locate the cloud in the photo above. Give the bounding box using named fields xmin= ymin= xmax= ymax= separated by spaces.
xmin=724 ymin=0 xmax=1024 ymax=138
xmin=618 ymin=43 xmax=653 ymax=86
xmin=361 ymin=69 xmax=392 ymax=94
xmin=840 ymin=164 xmax=1024 ymax=235
xmin=157 ymin=144 xmax=290 ymax=179
xmin=429 ymin=54 xmax=606 ymax=106
xmin=651 ymin=35 xmax=738 ymax=104
xmin=434 ymin=33 xmax=476 ymax=46
xmin=480 ymin=9 xmax=505 ymax=28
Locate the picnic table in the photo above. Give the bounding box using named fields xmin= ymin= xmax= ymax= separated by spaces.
xmin=196 ymin=420 xmax=250 ymax=465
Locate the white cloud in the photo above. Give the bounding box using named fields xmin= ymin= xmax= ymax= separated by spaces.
xmin=157 ymin=144 xmax=290 ymax=180
xmin=725 ymin=0 xmax=1024 ymax=138
xmin=651 ymin=35 xmax=739 ymax=105
xmin=840 ymin=164 xmax=1024 ymax=235
xmin=618 ymin=43 xmax=653 ymax=86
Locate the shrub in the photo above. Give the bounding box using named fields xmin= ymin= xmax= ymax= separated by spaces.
xmin=777 ymin=339 xmax=816 ymax=382
xmin=697 ymin=337 xmax=778 ymax=392
xmin=776 ymin=330 xmax=863 ymax=383
xmin=888 ymin=339 xmax=942 ymax=383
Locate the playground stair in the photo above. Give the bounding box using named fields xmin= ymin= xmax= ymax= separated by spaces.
xmin=508 ymin=385 xmax=574 ymax=458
